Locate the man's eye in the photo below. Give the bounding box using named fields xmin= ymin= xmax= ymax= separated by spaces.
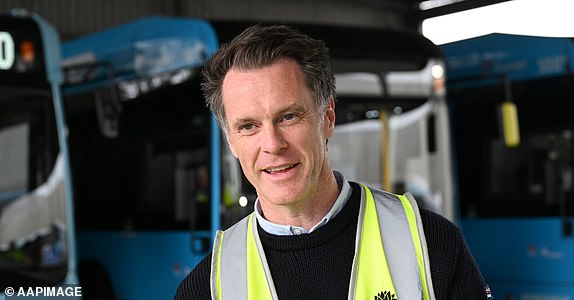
xmin=239 ymin=123 xmax=254 ymax=131
xmin=283 ymin=113 xmax=297 ymax=122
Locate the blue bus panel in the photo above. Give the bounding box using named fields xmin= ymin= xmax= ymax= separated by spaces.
xmin=442 ymin=33 xmax=574 ymax=85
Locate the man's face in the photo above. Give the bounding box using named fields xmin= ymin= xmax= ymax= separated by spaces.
xmin=222 ymin=58 xmax=335 ymax=209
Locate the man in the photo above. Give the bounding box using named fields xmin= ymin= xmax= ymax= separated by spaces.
xmin=175 ymin=24 xmax=489 ymax=300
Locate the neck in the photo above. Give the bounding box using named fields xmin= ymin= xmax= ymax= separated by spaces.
xmin=260 ymin=170 xmax=340 ymax=230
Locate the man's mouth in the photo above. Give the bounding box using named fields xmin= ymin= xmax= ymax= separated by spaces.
xmin=263 ymin=163 xmax=298 ymax=174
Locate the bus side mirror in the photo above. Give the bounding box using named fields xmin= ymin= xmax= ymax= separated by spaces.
xmin=499 ymin=101 xmax=520 ymax=147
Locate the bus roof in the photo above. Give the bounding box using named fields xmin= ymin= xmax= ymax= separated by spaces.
xmin=442 ymin=33 xmax=574 ymax=85
xmin=62 ymin=16 xmax=218 ymax=89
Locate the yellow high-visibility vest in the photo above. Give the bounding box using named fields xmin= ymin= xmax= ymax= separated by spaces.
xmin=210 ymin=184 xmax=435 ymax=300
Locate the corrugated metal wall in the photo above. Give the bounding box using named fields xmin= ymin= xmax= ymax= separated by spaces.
xmin=1 ymin=0 xmax=176 ymax=39
xmin=182 ymin=0 xmax=403 ymax=28
xmin=0 ymin=0 xmax=408 ymax=39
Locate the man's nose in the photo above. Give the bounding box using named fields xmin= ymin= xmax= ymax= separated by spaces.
xmin=261 ymin=125 xmax=288 ymax=154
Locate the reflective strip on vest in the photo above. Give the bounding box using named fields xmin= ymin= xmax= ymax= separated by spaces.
xmin=398 ymin=193 xmax=433 ymax=300
xmin=350 ymin=185 xmax=397 ymax=299
xmin=211 ymin=184 xmax=435 ymax=300
xmin=246 ymin=214 xmax=277 ymax=300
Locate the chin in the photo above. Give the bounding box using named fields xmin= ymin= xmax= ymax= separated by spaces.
xmin=261 ymin=186 xmax=308 ymax=205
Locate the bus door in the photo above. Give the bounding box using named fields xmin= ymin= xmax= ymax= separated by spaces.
xmin=443 ymin=33 xmax=574 ymax=298
xmin=0 ymin=11 xmax=78 ymax=297
xmin=330 ymin=58 xmax=454 ymax=220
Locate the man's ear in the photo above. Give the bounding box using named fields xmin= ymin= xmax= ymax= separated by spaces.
xmin=324 ymin=96 xmax=336 ymax=138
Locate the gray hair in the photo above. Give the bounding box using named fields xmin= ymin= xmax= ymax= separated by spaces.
xmin=201 ymin=24 xmax=336 ymax=130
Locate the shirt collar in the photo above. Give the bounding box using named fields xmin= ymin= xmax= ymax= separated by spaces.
xmin=254 ymin=170 xmax=351 ymax=236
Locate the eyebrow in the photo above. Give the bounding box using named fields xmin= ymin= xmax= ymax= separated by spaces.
xmin=275 ymin=103 xmax=308 ymax=118
xmin=229 ymin=102 xmax=309 ymax=130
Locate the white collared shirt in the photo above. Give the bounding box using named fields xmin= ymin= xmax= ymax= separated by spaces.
xmin=254 ymin=170 xmax=352 ymax=236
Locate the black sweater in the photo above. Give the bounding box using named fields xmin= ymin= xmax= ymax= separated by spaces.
xmin=175 ymin=183 xmax=489 ymax=299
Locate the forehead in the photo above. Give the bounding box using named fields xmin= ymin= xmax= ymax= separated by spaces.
xmin=221 ymin=59 xmax=314 ymax=116
xmin=223 ymin=58 xmax=306 ymax=92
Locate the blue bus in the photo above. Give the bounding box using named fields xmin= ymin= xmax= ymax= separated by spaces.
xmin=0 ymin=10 xmax=79 ymax=299
xmin=0 ymin=13 xmax=252 ymax=299
xmin=63 ymin=16 xmax=253 ymax=300
xmin=442 ymin=33 xmax=574 ymax=298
